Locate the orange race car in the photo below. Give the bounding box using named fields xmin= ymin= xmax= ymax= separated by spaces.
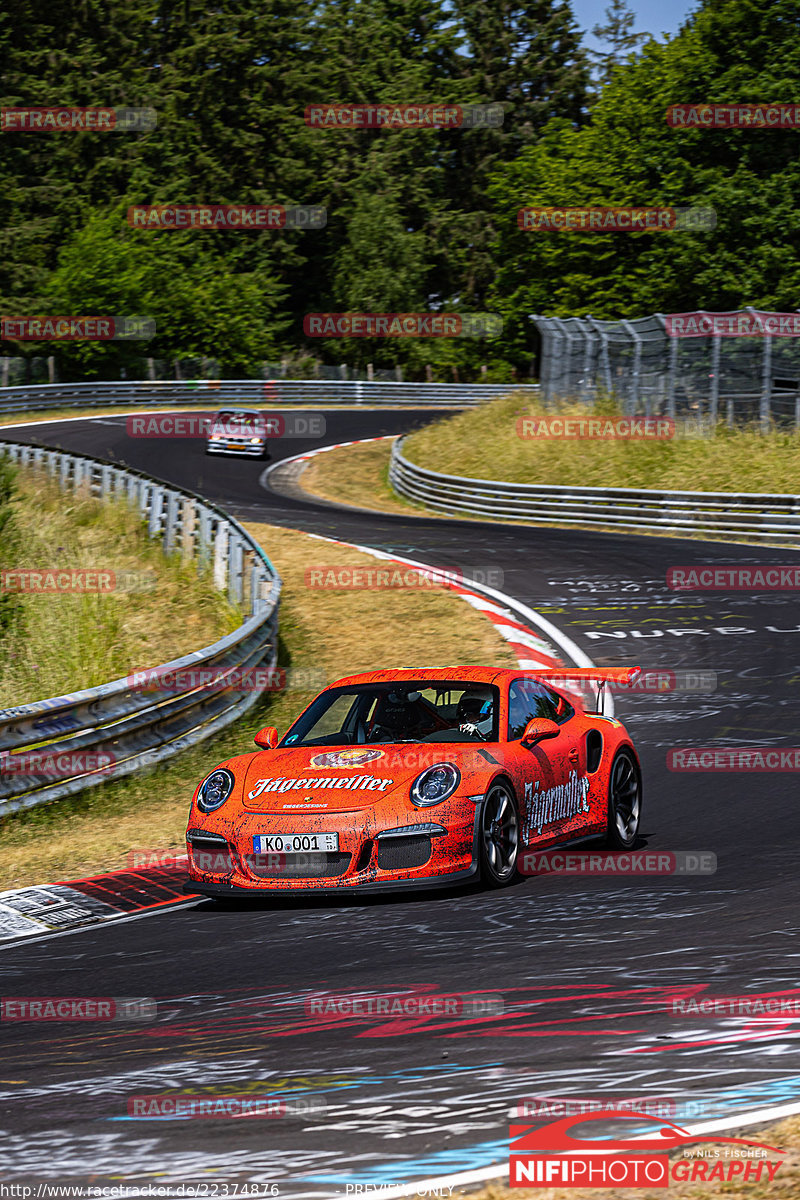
xmin=185 ymin=665 xmax=642 ymax=897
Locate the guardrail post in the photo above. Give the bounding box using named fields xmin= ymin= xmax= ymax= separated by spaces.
xmin=181 ymin=498 xmax=197 ymax=561
xmin=580 ymin=320 xmax=595 ymax=402
xmin=197 ymin=506 xmax=213 ymax=573
xmin=214 ymin=521 xmax=229 ymax=591
xmin=148 ymin=485 xmax=165 ymax=538
xmin=761 ymin=332 xmax=773 ymax=431
xmin=228 ymin=533 xmax=244 ymax=606
xmin=242 ymin=547 xmax=255 ymax=613
xmin=163 ymin=490 xmax=180 ymax=555
xmin=709 ymin=335 xmax=721 ymax=424
xmin=621 ymin=321 xmax=641 ymax=413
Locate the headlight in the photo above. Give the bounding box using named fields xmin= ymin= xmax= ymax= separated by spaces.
xmin=197 ymin=767 xmax=235 ymax=813
xmin=410 ymin=762 xmax=461 ymax=808
xmin=249 ymin=436 xmax=264 ymax=445
xmin=209 ymin=435 xmax=222 ymax=442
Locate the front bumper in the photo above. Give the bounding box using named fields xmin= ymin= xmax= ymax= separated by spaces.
xmin=186 ymin=861 xmax=478 ymax=898
xmin=206 ymin=441 xmax=266 ymax=457
xmin=186 ymin=804 xmax=480 ymax=893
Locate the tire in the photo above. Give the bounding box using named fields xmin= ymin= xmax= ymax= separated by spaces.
xmin=479 ymin=781 xmax=520 ymax=887
xmin=605 ymin=748 xmax=642 ymax=849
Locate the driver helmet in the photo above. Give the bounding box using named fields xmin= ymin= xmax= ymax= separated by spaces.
xmin=456 ymin=688 xmax=494 ymax=738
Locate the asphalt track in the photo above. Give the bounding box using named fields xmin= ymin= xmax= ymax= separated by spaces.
xmin=1 ymin=410 xmax=800 ymax=1192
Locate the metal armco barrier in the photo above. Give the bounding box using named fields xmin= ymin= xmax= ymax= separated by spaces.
xmin=0 ymin=379 xmax=537 ymax=414
xmin=0 ymin=442 xmax=281 ymax=814
xmin=389 ymin=438 xmax=800 ymax=544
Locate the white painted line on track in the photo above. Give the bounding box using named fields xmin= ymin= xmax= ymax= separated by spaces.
xmin=324 ymin=1101 xmax=800 ymax=1199
xmin=0 ymin=897 xmax=204 ymax=952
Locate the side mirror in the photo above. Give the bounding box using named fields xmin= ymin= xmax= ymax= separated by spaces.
xmin=521 ymin=717 xmax=560 ymax=747
xmin=254 ymin=726 xmax=279 ymax=749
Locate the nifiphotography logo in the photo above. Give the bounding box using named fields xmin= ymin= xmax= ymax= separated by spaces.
xmin=509 ymin=1110 xmax=784 ymax=1188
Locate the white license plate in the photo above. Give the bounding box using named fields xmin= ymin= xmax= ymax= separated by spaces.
xmin=252 ymin=833 xmax=338 ymax=854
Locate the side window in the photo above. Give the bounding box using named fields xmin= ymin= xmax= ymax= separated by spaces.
xmin=507 ymin=680 xmax=559 ymax=740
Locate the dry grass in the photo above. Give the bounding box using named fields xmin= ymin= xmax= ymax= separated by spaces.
xmin=300 ymin=439 xmax=425 ymax=515
xmin=0 ymin=467 xmax=239 ymax=706
xmin=459 ymin=1115 xmax=800 ymax=1200
xmin=297 ymin=438 xmax=775 ymax=546
xmin=0 ymin=521 xmax=516 ymax=889
xmin=402 ymin=393 xmax=800 ymax=494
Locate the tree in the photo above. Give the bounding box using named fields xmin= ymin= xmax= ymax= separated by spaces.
xmin=44 ymin=209 xmax=287 ymax=377
xmin=590 ymin=0 xmax=648 ymax=86
xmin=487 ymin=0 xmax=800 ymax=372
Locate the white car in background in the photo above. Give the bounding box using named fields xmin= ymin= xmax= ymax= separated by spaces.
xmin=205 ymin=408 xmax=274 ymax=459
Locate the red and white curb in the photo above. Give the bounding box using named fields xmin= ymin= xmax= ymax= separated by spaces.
xmin=275 ymin=433 xmax=396 ymax=467
xmin=0 ymin=860 xmax=193 ymax=945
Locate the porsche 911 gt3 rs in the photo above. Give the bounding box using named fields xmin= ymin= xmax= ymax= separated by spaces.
xmin=186 ymin=665 xmax=642 ymax=896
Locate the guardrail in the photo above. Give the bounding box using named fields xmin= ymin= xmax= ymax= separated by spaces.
xmin=0 ymin=379 xmax=538 ymax=414
xmin=389 ymin=438 xmax=800 ymax=544
xmin=0 ymin=442 xmax=281 ymax=815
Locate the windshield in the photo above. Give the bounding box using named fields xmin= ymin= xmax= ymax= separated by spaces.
xmin=281 ymin=681 xmax=500 ymax=747
xmin=214 ymin=410 xmax=260 ymax=426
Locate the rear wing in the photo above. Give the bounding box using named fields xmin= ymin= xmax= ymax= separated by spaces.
xmin=531 ymin=666 xmax=642 ymax=714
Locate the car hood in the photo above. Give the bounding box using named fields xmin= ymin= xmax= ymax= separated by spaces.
xmin=238 ymin=744 xmax=487 ymax=813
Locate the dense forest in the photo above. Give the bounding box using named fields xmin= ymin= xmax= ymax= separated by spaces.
xmin=1 ymin=0 xmax=798 ymax=380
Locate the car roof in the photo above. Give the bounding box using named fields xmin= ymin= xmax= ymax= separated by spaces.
xmin=326 ymin=666 xmax=520 ymax=688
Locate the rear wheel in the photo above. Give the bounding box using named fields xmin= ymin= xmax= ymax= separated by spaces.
xmin=479 ymin=781 xmax=519 ymax=887
xmin=605 ymin=749 xmax=641 ymax=849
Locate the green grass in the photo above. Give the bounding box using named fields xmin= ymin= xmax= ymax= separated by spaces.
xmin=402 ymin=392 xmax=800 ymax=494
xmin=0 ymin=466 xmax=240 ymax=707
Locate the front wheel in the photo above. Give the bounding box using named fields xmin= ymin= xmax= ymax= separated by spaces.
xmin=605 ymin=748 xmax=642 ymax=849
xmin=479 ymin=781 xmax=520 ymax=887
